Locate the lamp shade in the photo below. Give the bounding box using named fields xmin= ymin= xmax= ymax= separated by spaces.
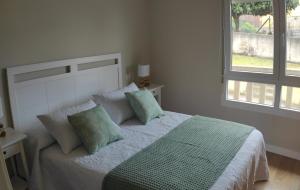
xmin=138 ymin=64 xmax=150 ymax=78
xmin=0 ymin=97 xmax=3 ymax=119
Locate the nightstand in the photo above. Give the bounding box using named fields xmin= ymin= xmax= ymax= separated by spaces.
xmin=0 ymin=128 xmax=29 ymax=190
xmin=140 ymin=83 xmax=164 ymax=106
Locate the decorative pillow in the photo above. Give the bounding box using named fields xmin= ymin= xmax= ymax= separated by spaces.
xmin=125 ymin=90 xmax=164 ymax=124
xmin=68 ymin=106 xmax=123 ymax=154
xmin=37 ymin=100 xmax=97 ymax=154
xmin=92 ymin=83 xmax=139 ymax=125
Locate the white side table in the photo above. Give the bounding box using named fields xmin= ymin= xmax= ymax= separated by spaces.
xmin=140 ymin=83 xmax=164 ymax=106
xmin=0 ymin=128 xmax=29 ymax=190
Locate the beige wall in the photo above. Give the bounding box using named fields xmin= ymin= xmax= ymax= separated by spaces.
xmin=150 ymin=0 xmax=300 ymax=153
xmin=0 ymin=0 xmax=150 ymax=127
xmin=1 ymin=0 xmax=299 ymax=155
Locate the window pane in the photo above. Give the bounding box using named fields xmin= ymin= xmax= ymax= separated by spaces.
xmin=227 ymin=80 xmax=275 ymax=106
xmin=280 ymin=86 xmax=300 ymax=111
xmin=231 ymin=0 xmax=274 ymax=74
xmin=285 ymin=0 xmax=300 ymax=77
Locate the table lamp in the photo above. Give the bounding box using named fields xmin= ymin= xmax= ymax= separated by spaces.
xmin=0 ymin=97 xmax=5 ymax=137
xmin=138 ymin=64 xmax=150 ymax=88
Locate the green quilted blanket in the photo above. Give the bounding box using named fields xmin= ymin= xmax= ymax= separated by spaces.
xmin=103 ymin=116 xmax=254 ymax=190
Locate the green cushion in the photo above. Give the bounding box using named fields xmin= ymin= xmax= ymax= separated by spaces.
xmin=125 ymin=90 xmax=164 ymax=124
xmin=68 ymin=106 xmax=123 ymax=154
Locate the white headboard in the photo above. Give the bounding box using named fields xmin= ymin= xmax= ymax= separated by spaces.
xmin=7 ymin=53 xmax=123 ymax=134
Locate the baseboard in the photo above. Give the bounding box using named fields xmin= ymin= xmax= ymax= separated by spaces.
xmin=266 ymin=144 xmax=300 ymax=161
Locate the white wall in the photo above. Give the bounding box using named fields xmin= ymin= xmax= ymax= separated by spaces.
xmin=0 ymin=0 xmax=150 ymax=127
xmin=150 ymin=0 xmax=300 ymax=155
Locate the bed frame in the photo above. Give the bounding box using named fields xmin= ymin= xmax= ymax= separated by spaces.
xmin=7 ymin=53 xmax=123 ymax=134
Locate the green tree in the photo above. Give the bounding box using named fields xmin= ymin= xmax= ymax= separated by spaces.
xmin=232 ymin=0 xmax=299 ymax=32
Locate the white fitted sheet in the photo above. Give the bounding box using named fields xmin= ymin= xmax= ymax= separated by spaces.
xmin=35 ymin=111 xmax=269 ymax=190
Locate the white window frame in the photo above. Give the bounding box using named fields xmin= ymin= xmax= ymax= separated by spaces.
xmin=222 ymin=0 xmax=300 ymax=120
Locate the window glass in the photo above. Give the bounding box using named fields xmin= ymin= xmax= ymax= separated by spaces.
xmin=227 ymin=80 xmax=275 ymax=106
xmin=285 ymin=0 xmax=300 ymax=77
xmin=224 ymin=0 xmax=300 ymax=116
xmin=280 ymin=86 xmax=300 ymax=111
xmin=231 ymin=0 xmax=274 ymax=74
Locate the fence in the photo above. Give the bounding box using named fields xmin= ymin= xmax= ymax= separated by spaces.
xmin=228 ymin=80 xmax=274 ymax=106
xmin=233 ymin=32 xmax=300 ymax=63
xmin=228 ymin=80 xmax=300 ymax=110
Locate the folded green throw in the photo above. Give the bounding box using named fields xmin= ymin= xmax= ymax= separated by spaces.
xmin=103 ymin=116 xmax=254 ymax=190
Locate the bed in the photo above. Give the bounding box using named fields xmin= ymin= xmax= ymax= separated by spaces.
xmin=6 ymin=53 xmax=269 ymax=190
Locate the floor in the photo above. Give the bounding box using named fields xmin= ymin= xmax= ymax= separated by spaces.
xmin=255 ymin=152 xmax=300 ymax=190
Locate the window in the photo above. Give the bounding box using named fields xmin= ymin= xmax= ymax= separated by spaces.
xmin=223 ymin=0 xmax=300 ymax=118
xmin=227 ymin=80 xmax=276 ymax=106
xmin=280 ymin=86 xmax=300 ymax=111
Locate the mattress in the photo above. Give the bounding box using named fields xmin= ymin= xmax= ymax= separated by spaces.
xmin=37 ymin=111 xmax=269 ymax=190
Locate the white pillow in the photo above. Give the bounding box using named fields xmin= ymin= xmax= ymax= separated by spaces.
xmin=92 ymin=83 xmax=139 ymax=125
xmin=37 ymin=100 xmax=97 ymax=154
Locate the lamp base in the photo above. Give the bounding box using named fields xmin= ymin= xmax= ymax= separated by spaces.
xmin=0 ymin=123 xmax=6 ymax=138
xmin=138 ymin=76 xmax=150 ymax=88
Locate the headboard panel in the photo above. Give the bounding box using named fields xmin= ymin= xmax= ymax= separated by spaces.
xmin=7 ymin=53 xmax=123 ymax=133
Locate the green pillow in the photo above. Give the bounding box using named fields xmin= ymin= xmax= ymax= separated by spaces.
xmin=68 ymin=106 xmax=123 ymax=154
xmin=125 ymin=90 xmax=164 ymax=124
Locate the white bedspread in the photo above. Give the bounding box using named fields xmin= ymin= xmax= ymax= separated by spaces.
xmin=32 ymin=111 xmax=269 ymax=190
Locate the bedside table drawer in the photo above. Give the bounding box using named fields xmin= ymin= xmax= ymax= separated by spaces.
xmin=3 ymin=143 xmax=20 ymax=159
